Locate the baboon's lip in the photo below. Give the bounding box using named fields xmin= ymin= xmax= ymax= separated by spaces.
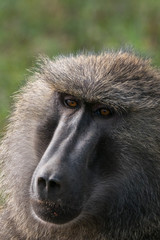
xmin=30 ymin=198 xmax=81 ymax=224
xmin=30 ymin=197 xmax=80 ymax=210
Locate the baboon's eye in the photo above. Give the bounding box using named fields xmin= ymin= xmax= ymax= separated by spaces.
xmin=63 ymin=96 xmax=79 ymax=109
xmin=65 ymin=99 xmax=78 ymax=108
xmin=93 ymin=104 xmax=113 ymax=118
xmin=96 ymin=108 xmax=111 ymax=117
xmin=99 ymin=108 xmax=111 ymax=116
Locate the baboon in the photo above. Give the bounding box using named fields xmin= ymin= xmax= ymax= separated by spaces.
xmin=0 ymin=50 xmax=160 ymax=240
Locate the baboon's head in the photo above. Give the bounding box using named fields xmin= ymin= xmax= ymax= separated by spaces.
xmin=2 ymin=51 xmax=160 ymax=238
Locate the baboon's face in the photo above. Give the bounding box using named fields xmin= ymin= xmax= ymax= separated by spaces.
xmin=27 ymin=53 xmax=159 ymax=233
xmin=30 ymin=91 xmax=121 ymax=225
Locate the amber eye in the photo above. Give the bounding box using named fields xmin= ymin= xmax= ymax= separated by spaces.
xmin=64 ymin=99 xmax=78 ymax=108
xmin=99 ymin=108 xmax=111 ymax=116
xmin=94 ymin=107 xmax=112 ymax=117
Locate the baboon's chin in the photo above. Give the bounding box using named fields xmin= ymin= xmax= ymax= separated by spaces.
xmin=31 ymin=199 xmax=81 ymax=225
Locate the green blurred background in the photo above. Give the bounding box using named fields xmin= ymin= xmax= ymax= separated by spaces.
xmin=0 ymin=0 xmax=160 ymax=135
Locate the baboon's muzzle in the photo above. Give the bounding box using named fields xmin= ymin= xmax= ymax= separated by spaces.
xmin=30 ymin=110 xmax=99 ymax=224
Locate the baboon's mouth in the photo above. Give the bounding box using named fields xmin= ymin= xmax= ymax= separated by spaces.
xmin=31 ymin=198 xmax=81 ymax=224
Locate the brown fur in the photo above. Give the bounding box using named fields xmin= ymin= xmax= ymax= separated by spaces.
xmin=0 ymin=50 xmax=160 ymax=239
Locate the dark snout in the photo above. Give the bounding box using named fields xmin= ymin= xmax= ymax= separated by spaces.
xmin=30 ymin=112 xmax=98 ymax=224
